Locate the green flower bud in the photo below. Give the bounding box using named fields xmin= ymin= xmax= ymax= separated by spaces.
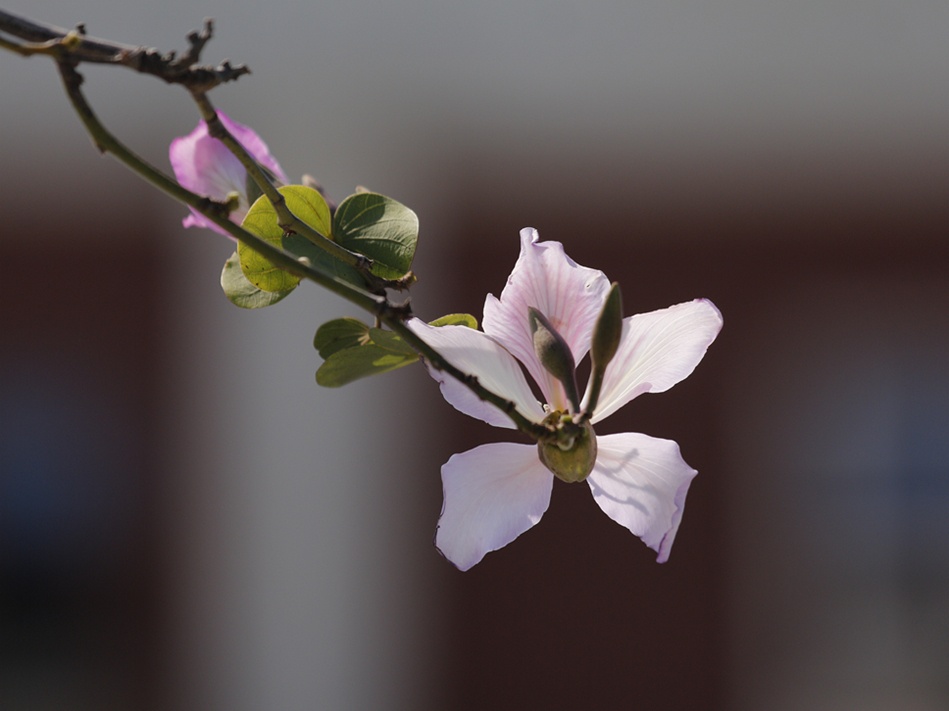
xmin=528 ymin=307 xmax=581 ymax=412
xmin=582 ymin=282 xmax=624 ymax=419
xmin=537 ymin=419 xmax=598 ymax=483
xmin=591 ymin=282 xmax=623 ymax=370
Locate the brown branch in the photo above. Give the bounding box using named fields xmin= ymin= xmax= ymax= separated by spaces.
xmin=0 ymin=8 xmax=248 ymax=90
xmin=1 ymin=6 xmax=548 ymax=437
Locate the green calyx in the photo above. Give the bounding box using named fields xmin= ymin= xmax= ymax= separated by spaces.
xmin=537 ymin=413 xmax=597 ymax=483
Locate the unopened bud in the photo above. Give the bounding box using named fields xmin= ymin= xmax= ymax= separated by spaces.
xmin=591 ymin=282 xmax=623 ymax=370
xmin=62 ymin=30 xmax=84 ymax=50
xmin=528 ymin=307 xmax=580 ymax=411
xmin=582 ymin=283 xmax=624 ymax=419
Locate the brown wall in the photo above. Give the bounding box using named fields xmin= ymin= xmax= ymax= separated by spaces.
xmin=421 ymin=182 xmax=949 ymax=709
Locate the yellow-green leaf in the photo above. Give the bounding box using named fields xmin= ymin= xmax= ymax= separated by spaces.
xmin=429 ymin=313 xmax=479 ymax=329
xmin=238 ymin=185 xmax=333 ymax=292
xmin=221 ymin=250 xmax=295 ymax=308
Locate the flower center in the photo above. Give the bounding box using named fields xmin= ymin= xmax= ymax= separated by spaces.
xmin=537 ymin=411 xmax=597 ymax=483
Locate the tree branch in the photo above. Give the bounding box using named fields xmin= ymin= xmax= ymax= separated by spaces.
xmin=0 ymin=9 xmax=248 ymax=90
xmin=54 ymin=57 xmax=387 ymax=315
xmin=1 ymin=6 xmax=551 ymax=440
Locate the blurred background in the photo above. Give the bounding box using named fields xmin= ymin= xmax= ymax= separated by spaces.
xmin=1 ymin=0 xmax=947 ymax=709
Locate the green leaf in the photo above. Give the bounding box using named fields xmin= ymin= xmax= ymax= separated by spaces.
xmin=314 ymin=321 xmax=420 ymax=387
xmin=333 ymin=192 xmax=419 ymax=279
xmin=239 ymin=185 xmax=336 ymax=292
xmin=367 ymin=327 xmax=418 ymax=356
xmin=221 ymin=251 xmax=295 ymax=308
xmin=314 ymin=318 xmax=370 ymax=358
xmin=316 ymin=343 xmax=419 ymax=387
xmin=429 ymin=313 xmax=479 ymax=329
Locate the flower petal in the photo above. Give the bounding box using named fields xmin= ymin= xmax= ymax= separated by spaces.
xmin=436 ymin=442 xmax=553 ymax=570
xmin=587 ymin=432 xmax=697 ymax=562
xmin=217 ymin=112 xmax=288 ymax=185
xmin=483 ymin=228 xmax=612 ymax=411
xmin=169 ymin=112 xmax=287 ymax=235
xmin=590 ymin=299 xmax=723 ymax=423
xmin=407 ymin=319 xmax=545 ymax=428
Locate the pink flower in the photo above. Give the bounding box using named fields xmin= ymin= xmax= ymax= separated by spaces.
xmin=169 ymin=111 xmax=288 ymax=236
xmin=409 ymin=228 xmax=722 ymax=570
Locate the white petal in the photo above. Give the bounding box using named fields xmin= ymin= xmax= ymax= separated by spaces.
xmin=436 ymin=442 xmax=553 ymax=571
xmin=591 ymin=299 xmax=723 ymax=423
xmin=483 ymin=228 xmax=612 ymax=411
xmin=587 ymin=433 xmax=697 ymax=562
xmin=407 ymin=319 xmax=544 ymax=428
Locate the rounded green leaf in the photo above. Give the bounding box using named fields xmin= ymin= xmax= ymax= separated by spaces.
xmin=221 ymin=250 xmax=296 ymax=308
xmin=333 ymin=192 xmax=419 ymax=279
xmin=314 ymin=318 xmax=371 ymax=358
xmin=316 ymin=344 xmax=419 ymax=387
xmin=367 ymin=328 xmax=418 ymax=357
xmin=238 ymin=185 xmax=334 ymax=292
xmin=314 ymin=325 xmax=420 ymax=387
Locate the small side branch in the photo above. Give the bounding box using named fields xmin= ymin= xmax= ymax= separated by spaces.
xmin=0 ymin=9 xmax=247 ymax=90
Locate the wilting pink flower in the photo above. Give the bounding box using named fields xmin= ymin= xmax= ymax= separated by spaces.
xmin=169 ymin=111 xmax=287 ymax=236
xmin=409 ymin=228 xmax=722 ymax=570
